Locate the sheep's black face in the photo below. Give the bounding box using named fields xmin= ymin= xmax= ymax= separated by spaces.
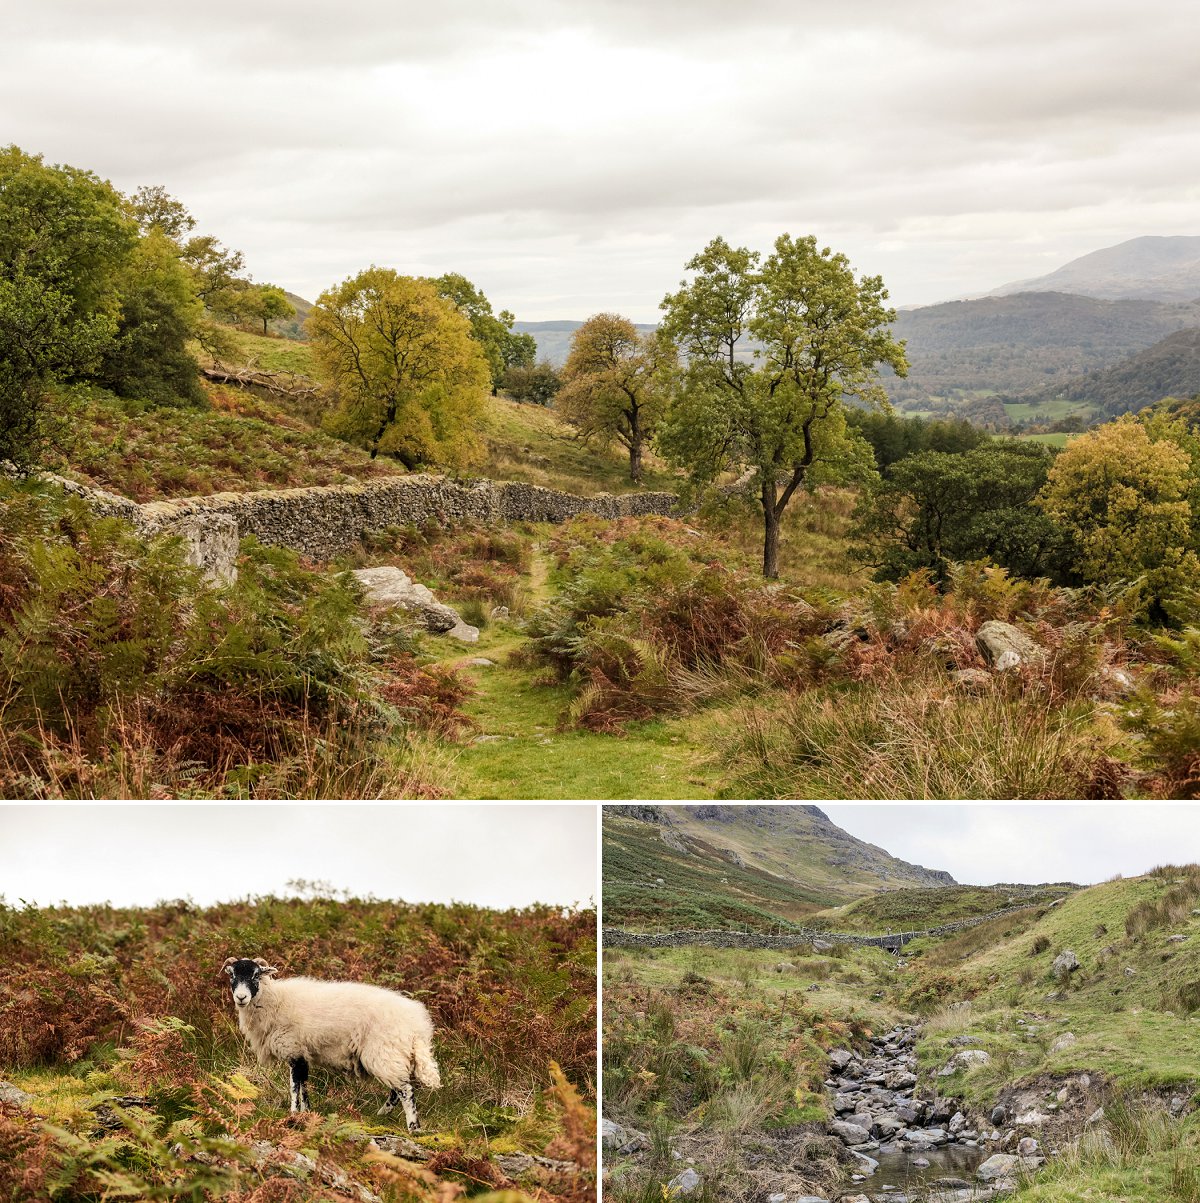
xmin=226 ymin=958 xmax=264 ymax=1008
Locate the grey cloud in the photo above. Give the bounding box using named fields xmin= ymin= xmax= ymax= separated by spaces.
xmin=0 ymin=805 xmax=597 ymax=909
xmin=821 ymin=805 xmax=1200 ymax=887
xmin=5 ymin=0 xmax=1197 ymax=317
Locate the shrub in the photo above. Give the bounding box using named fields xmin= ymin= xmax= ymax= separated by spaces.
xmin=526 ymin=516 xmax=822 ymax=728
xmin=0 ymin=480 xmax=464 ymax=797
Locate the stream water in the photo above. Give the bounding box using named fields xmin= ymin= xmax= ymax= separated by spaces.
xmin=868 ymin=1143 xmax=991 ymax=1195
xmin=825 ymin=1024 xmax=999 ymax=1202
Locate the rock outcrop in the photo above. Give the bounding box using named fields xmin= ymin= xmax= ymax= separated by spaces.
xmin=352 ymin=566 xmax=478 ymax=642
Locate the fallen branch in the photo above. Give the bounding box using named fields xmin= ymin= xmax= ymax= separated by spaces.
xmin=203 ymin=359 xmax=323 ymax=402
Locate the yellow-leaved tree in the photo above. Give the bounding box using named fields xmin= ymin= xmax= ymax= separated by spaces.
xmin=1036 ymin=417 xmax=1199 ymax=608
xmin=308 ymin=267 xmax=489 ymax=469
xmin=556 ymin=313 xmax=669 ymax=484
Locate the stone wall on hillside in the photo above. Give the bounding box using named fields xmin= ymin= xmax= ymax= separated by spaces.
xmin=21 ymin=472 xmax=677 ymax=583
xmin=603 ymin=900 xmax=1061 ymax=952
xmin=138 ymin=475 xmax=677 ymax=561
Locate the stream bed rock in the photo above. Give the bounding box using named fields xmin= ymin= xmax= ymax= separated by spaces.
xmin=823 ymin=1026 xmax=1041 ymax=1201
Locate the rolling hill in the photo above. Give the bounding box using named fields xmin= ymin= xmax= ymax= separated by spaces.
xmin=887 ymin=292 xmax=1200 ymax=409
xmin=603 ymin=804 xmax=955 ymax=931
xmin=990 ymin=235 xmax=1200 ymax=303
xmin=1021 ymin=325 xmax=1200 ymax=419
xmin=511 ymin=319 xmax=658 ymax=366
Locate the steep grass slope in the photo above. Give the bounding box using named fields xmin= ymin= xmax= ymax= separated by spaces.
xmin=603 ymin=805 xmax=956 ymax=931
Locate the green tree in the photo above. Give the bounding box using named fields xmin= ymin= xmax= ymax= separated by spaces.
xmin=94 ymin=228 xmax=206 ymax=407
xmin=308 ymin=266 xmax=490 ymax=468
xmin=131 ymin=184 xmax=196 ymax=240
xmin=556 ymin=313 xmax=668 ymax=483
xmin=852 ymin=442 xmax=1065 ymax=582
xmin=0 ymin=145 xmax=135 ymax=468
xmin=502 ymin=359 xmax=561 ymax=406
xmin=1036 ymin=418 xmax=1199 ymax=608
xmin=659 ymin=234 xmax=908 ymax=577
xmin=235 ymin=283 xmax=296 ymax=336
xmin=433 ymin=272 xmax=532 ymax=392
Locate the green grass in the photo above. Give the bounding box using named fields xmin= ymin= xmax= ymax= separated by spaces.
xmin=1002 ymin=397 xmax=1096 ymax=424
xmin=1018 ymin=432 xmax=1076 ymax=447
xmin=477 ymin=393 xmax=681 ymax=497
xmin=216 ymin=327 xmax=318 ymax=375
xmin=810 ymin=884 xmax=1073 ymax=933
xmin=436 ymin=628 xmax=718 ymax=800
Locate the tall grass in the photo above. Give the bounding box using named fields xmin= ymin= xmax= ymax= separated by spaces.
xmin=723 ymin=683 xmax=1102 ymax=799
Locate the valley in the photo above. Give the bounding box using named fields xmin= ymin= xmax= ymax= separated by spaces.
xmin=601 ymin=806 xmax=1200 ymax=1203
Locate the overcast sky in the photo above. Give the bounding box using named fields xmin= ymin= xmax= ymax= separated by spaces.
xmin=0 ymin=804 xmax=596 ymax=909
xmin=5 ymin=1 xmax=1197 ymax=320
xmin=822 ymin=804 xmax=1200 ymax=886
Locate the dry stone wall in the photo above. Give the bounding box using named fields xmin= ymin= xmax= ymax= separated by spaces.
xmin=603 ymin=900 xmax=1062 ymax=952
xmin=29 ymin=473 xmax=677 ymax=582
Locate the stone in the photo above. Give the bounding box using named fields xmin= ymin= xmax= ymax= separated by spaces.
xmin=352 ymin=566 xmax=479 ymax=641
xmin=1124 ymin=966 xmax=1137 ymax=977
xmin=829 ymin=1049 xmax=855 ymax=1071
xmin=489 ymin=605 xmax=510 ymax=620
xmin=1017 ymin=1137 xmax=1039 ymax=1157
xmin=1015 ymin=1110 xmax=1047 ymax=1127
xmin=989 ymin=1104 xmax=1007 ymax=1125
xmin=0 ymin=1080 xmax=32 ymax=1109
xmin=158 ymin=512 xmax=240 ymax=584
xmin=977 ymin=1153 xmax=1021 ymax=1182
xmin=1167 ymin=934 xmax=1188 ymax=943
xmin=1050 ymin=1033 xmax=1077 ymax=1053
xmin=1051 ymin=949 xmax=1080 ymax=977
xmin=950 ymin=667 xmax=993 ymax=691
xmin=776 ymin=961 xmax=798 ymax=973
xmin=948 ymin=1111 xmax=967 ymax=1134
xmin=601 ymin=1119 xmax=650 ymax=1154
xmin=667 ymin=1167 xmax=701 ymax=1195
xmin=463 ymin=657 xmax=495 ymax=667
xmin=938 ymin=1049 xmax=990 ymax=1075
xmin=813 ymin=939 xmax=835 ymax=952
xmin=830 ymin=1120 xmax=871 ymax=1145
xmin=1085 ymin=1107 xmax=1105 ymax=1126
xmin=851 ymin=1151 xmax=880 ymax=1174
xmin=976 ymin=620 xmax=1040 ymax=670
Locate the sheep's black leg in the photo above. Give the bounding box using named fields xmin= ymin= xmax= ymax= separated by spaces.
xmin=289 ymin=1057 xmax=309 ymax=1113
xmin=378 ymin=1083 xmax=418 ymax=1130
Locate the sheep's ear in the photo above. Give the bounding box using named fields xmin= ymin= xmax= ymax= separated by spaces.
xmin=253 ymin=958 xmax=279 ymax=977
xmin=219 ymin=957 xmax=237 ymax=978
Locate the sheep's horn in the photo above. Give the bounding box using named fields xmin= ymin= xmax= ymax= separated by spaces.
xmin=219 ymin=956 xmax=238 ymax=977
xmin=253 ymin=957 xmax=279 ymax=977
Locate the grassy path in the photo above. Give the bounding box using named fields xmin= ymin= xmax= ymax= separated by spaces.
xmin=433 ymin=547 xmax=723 ymax=800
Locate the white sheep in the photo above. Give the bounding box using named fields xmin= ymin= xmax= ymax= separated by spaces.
xmin=221 ymin=956 xmax=441 ymax=1130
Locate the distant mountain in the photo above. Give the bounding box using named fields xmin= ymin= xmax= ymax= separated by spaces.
xmin=888 ymin=292 xmax=1200 ymax=409
xmin=1024 ymin=326 xmax=1200 ymax=419
xmin=511 ymin=319 xmax=657 ymax=367
xmin=603 ymin=804 xmax=954 ymax=931
xmin=990 ymin=236 xmax=1200 ymax=302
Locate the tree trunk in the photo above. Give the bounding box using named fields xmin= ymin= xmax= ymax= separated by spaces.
xmin=761 ymin=475 xmax=780 ymax=579
xmin=629 ymin=433 xmax=643 ymax=484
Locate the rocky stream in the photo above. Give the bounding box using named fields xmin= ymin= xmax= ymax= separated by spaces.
xmin=819 ymin=1023 xmax=1043 ymax=1203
